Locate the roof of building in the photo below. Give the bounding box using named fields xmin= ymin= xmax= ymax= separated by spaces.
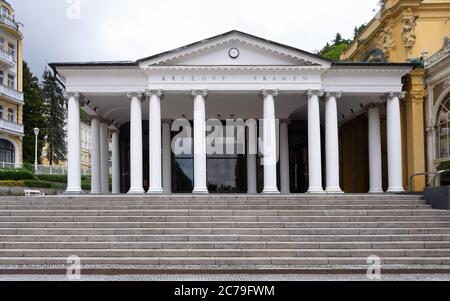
xmin=49 ymin=30 xmax=418 ymax=70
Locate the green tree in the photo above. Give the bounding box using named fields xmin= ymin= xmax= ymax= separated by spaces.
xmin=42 ymin=69 xmax=67 ymax=165
xmin=317 ymin=32 xmax=352 ymax=61
xmin=22 ymin=61 xmax=47 ymax=164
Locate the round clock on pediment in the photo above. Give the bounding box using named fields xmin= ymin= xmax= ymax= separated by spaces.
xmin=229 ymin=47 xmax=239 ymax=59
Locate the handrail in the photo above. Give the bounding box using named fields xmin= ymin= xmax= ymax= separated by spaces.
xmin=409 ymin=172 xmax=438 ymax=192
xmin=432 ymin=169 xmax=450 ymax=187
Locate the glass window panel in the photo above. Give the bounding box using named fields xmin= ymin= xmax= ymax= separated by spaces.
xmin=172 ymin=158 xmax=193 ymax=193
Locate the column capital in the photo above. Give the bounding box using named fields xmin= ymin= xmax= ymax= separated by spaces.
xmin=145 ymin=89 xmax=164 ymax=98
xmin=63 ymin=91 xmax=82 ymax=100
xmin=126 ymin=91 xmax=145 ymax=101
xmin=325 ymin=91 xmax=342 ymax=100
xmin=307 ymin=89 xmax=325 ymax=98
xmin=385 ymin=91 xmax=406 ymax=100
xmin=261 ymin=89 xmax=279 ymax=97
xmin=191 ymin=89 xmax=208 ymax=99
xmin=110 ymin=128 xmax=120 ymax=134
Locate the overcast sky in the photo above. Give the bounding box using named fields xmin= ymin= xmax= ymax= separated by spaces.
xmin=11 ymin=0 xmax=380 ymax=77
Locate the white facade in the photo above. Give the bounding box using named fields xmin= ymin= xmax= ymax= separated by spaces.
xmin=51 ymin=31 xmax=412 ymax=194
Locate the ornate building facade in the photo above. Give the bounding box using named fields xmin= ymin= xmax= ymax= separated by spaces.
xmin=340 ymin=0 xmax=450 ymax=191
xmin=0 ymin=0 xmax=23 ymax=167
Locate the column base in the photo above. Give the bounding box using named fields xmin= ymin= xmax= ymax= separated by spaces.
xmin=193 ymin=188 xmax=209 ymax=194
xmin=127 ymin=188 xmax=145 ymax=195
xmin=148 ymin=187 xmax=164 ymax=194
xmin=368 ymin=189 xmax=384 ymax=194
xmin=65 ymin=188 xmax=83 ymax=195
xmin=262 ymin=187 xmax=280 ymax=194
xmin=387 ymin=187 xmax=405 ymax=193
xmin=307 ymin=187 xmax=325 ymax=194
xmin=90 ymin=191 xmax=101 ymax=195
xmin=325 ymin=187 xmax=344 ymax=194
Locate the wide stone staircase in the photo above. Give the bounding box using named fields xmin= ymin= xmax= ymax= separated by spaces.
xmin=0 ymin=194 xmax=450 ymax=266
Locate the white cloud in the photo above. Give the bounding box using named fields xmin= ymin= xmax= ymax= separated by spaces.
xmin=11 ymin=0 xmax=380 ymax=76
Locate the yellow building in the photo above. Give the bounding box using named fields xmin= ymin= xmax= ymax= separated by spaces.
xmin=340 ymin=0 xmax=450 ymax=192
xmin=0 ymin=0 xmax=23 ymax=168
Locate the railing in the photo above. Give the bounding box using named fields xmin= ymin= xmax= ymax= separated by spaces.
xmin=36 ymin=165 xmax=91 ymax=176
xmin=432 ymin=170 xmax=450 ymax=187
xmin=0 ymin=119 xmax=24 ymax=135
xmin=0 ymin=15 xmax=19 ymax=31
xmin=0 ymin=84 xmax=24 ymax=104
xmin=409 ymin=169 xmax=450 ymax=192
xmin=0 ymin=48 xmax=14 ymax=66
xmin=409 ymin=172 xmax=438 ymax=192
xmin=0 ymin=163 xmax=91 ymax=176
xmin=0 ymin=162 xmax=22 ymax=169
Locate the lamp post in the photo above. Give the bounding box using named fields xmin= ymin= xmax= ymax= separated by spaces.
xmin=33 ymin=128 xmax=39 ymax=173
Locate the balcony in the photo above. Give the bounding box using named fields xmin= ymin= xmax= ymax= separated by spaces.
xmin=0 ymin=119 xmax=24 ymax=135
xmin=0 ymin=15 xmax=20 ymax=32
xmin=0 ymin=84 xmax=23 ymax=104
xmin=0 ymin=48 xmax=14 ymax=67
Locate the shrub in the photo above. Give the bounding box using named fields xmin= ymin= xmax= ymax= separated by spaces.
xmin=0 ymin=180 xmax=25 ymax=187
xmin=36 ymin=174 xmax=67 ymax=183
xmin=23 ymin=180 xmax=66 ymax=189
xmin=22 ymin=163 xmax=35 ymax=172
xmin=0 ymin=169 xmax=35 ymax=181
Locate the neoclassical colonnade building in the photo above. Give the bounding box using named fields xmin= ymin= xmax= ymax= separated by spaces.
xmin=50 ymin=31 xmax=414 ymax=195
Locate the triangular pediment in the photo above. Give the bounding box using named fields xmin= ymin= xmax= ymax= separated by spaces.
xmin=138 ymin=31 xmax=330 ymax=68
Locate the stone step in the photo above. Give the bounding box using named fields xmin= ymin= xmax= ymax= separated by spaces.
xmin=0 ymin=248 xmax=449 ymax=258
xmin=0 ymin=194 xmax=425 ymax=201
xmin=0 ymin=205 xmax=433 ymax=211
xmin=2 ymin=221 xmax=450 ymax=228
xmin=3 ymin=241 xmax=450 ymax=250
xmin=0 ymin=256 xmax=446 ymax=266
xmin=0 ymin=209 xmax=446 ymax=217
xmin=2 ymin=227 xmax=450 ymax=236
xmin=2 ymin=234 xmax=450 ymax=242
xmin=0 ymin=200 xmax=428 ymax=206
xmin=1 ymin=215 xmax=449 ymax=223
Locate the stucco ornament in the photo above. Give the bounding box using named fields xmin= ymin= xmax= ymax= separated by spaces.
xmin=402 ymin=14 xmax=418 ymax=57
xmin=377 ymin=26 xmax=395 ymax=60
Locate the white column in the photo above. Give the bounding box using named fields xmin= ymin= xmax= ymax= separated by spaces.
xmin=64 ymin=91 xmax=82 ymax=194
xmin=100 ymin=122 xmax=110 ymax=194
xmin=146 ymin=90 xmax=164 ymax=194
xmin=192 ymin=90 xmax=208 ymax=194
xmin=90 ymin=116 xmax=101 ymax=194
xmin=307 ymin=89 xmax=325 ymax=193
xmin=247 ymin=119 xmax=258 ymax=194
xmin=261 ymin=90 xmax=279 ymax=194
xmin=279 ymin=120 xmax=290 ymax=194
xmin=162 ymin=120 xmax=172 ymax=194
xmin=386 ymin=92 xmax=406 ymax=193
xmin=325 ymin=92 xmax=343 ymax=193
xmin=368 ymin=105 xmax=383 ymax=193
xmin=126 ymin=92 xmax=145 ymax=194
xmin=111 ymin=129 xmax=120 ymax=194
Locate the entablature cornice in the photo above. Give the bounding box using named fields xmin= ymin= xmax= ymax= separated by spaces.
xmin=143 ymin=65 xmax=328 ymax=72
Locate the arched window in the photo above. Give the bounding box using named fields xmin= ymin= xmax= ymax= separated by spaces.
xmin=0 ymin=139 xmax=15 ymax=164
xmin=437 ymin=94 xmax=450 ymax=159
